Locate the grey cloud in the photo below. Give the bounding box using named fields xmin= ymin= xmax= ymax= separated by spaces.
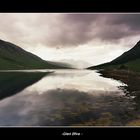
xmin=108 ymin=14 xmax=140 ymax=30
xmin=89 ymin=14 xmax=140 ymax=42
xmin=37 ymin=14 xmax=99 ymax=46
xmin=0 ymin=13 xmax=140 ymax=48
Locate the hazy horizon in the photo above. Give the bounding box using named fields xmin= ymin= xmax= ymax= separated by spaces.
xmin=0 ymin=13 xmax=140 ymax=68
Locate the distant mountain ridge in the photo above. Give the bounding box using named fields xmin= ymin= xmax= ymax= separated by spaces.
xmin=88 ymin=40 xmax=140 ymax=72
xmin=0 ymin=39 xmax=70 ymax=69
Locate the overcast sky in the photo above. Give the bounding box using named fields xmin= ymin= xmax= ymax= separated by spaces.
xmin=0 ymin=13 xmax=140 ymax=68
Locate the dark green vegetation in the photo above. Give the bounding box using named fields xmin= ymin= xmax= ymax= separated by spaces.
xmin=0 ymin=72 xmax=51 ymax=100
xmin=88 ymin=40 xmax=140 ymax=72
xmin=0 ymin=39 xmax=70 ymax=69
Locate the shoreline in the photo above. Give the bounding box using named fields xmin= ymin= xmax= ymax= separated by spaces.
xmin=98 ymin=69 xmax=140 ymax=84
xmin=97 ymin=69 xmax=140 ymax=99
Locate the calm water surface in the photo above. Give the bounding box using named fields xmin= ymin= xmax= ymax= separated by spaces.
xmin=0 ymin=69 xmax=138 ymax=126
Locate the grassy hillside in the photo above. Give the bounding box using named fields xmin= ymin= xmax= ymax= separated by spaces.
xmin=88 ymin=59 xmax=140 ymax=72
xmin=110 ymin=41 xmax=140 ymax=65
xmin=124 ymin=59 xmax=140 ymax=72
xmin=88 ymin=41 xmax=140 ymax=72
xmin=0 ymin=39 xmax=70 ymax=69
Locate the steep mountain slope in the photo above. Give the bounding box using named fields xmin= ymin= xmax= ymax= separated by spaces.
xmin=0 ymin=39 xmax=70 ymax=69
xmin=110 ymin=40 xmax=140 ymax=65
xmin=88 ymin=40 xmax=140 ymax=72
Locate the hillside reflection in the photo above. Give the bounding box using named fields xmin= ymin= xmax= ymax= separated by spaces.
xmin=0 ymin=72 xmax=49 ymax=100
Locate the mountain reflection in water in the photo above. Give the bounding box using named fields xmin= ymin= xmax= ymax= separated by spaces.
xmin=0 ymin=70 xmax=139 ymax=126
xmin=0 ymin=72 xmax=50 ymax=100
